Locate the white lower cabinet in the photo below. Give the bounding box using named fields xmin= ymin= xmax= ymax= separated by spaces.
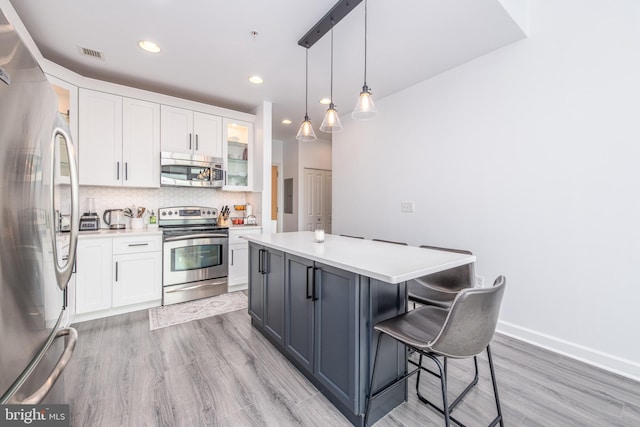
xmin=75 ymin=238 xmax=113 ymax=315
xmin=228 ymin=227 xmax=261 ymax=288
xmin=112 ymin=251 xmax=162 ymax=307
xmin=75 ymin=233 xmax=162 ymax=319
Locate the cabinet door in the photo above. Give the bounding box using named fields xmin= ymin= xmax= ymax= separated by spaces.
xmin=285 ymin=254 xmax=315 ymax=373
xmin=75 ymin=238 xmax=113 ymax=314
xmin=264 ymin=248 xmax=285 ymax=346
xmin=122 ymin=98 xmax=160 ymax=188
xmin=112 ymin=251 xmax=162 ymax=307
xmin=79 ymin=89 xmax=123 ymax=186
xmin=160 ymin=105 xmax=194 ymax=154
xmin=223 ymin=118 xmax=253 ymax=191
xmin=229 ymin=243 xmax=249 ymax=287
xmin=248 ymin=243 xmax=264 ymax=324
xmin=193 ymin=111 xmax=222 ymax=157
xmin=314 ymin=263 xmax=358 ymax=411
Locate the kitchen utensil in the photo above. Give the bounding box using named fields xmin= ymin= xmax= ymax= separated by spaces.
xmin=103 ymin=209 xmax=127 ymax=229
xmin=85 ymin=197 xmax=96 ymax=214
xmin=79 ymin=213 xmax=100 ymax=231
xmin=137 ymin=207 xmax=146 ymax=218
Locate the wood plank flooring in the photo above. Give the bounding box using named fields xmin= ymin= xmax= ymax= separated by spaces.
xmin=64 ymin=307 xmax=640 ymax=426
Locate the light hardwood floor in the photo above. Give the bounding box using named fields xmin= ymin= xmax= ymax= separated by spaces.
xmin=64 ymin=307 xmax=640 ymax=426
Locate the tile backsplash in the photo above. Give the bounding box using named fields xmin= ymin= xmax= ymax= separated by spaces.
xmin=76 ymin=186 xmax=247 ymax=227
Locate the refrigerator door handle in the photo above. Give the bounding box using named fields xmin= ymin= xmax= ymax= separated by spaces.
xmin=1 ymin=324 xmax=78 ymax=405
xmin=50 ymin=126 xmax=79 ymax=291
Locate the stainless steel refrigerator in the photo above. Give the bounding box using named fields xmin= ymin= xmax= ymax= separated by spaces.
xmin=0 ymin=7 xmax=79 ymax=405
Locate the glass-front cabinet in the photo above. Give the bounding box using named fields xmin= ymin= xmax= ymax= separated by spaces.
xmin=47 ymin=75 xmax=78 ymax=185
xmin=223 ymin=118 xmax=253 ymax=191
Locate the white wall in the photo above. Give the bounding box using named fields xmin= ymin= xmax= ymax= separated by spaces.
xmin=333 ymin=0 xmax=640 ymax=380
xmin=273 ymin=139 xmax=284 ymax=232
xmin=282 ymin=137 xmax=332 ymax=232
xmin=283 ymin=139 xmax=299 ymax=231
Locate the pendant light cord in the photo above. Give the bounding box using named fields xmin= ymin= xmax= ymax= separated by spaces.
xmin=364 ymin=0 xmax=368 ymax=87
xmin=330 ymin=23 xmax=334 ymax=106
xmin=305 ymin=46 xmax=309 ymax=117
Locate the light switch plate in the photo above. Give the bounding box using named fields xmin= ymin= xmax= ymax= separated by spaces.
xmin=400 ymin=201 xmax=415 ymax=213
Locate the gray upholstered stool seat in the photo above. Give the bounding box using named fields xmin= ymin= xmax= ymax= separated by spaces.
xmin=365 ymin=276 xmax=506 ymax=427
xmin=408 ymin=246 xmax=474 ymax=309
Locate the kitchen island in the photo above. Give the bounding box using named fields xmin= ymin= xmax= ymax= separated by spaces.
xmin=242 ymin=232 xmax=475 ymax=426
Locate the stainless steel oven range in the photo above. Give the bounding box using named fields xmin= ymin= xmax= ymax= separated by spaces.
xmin=159 ymin=206 xmax=228 ymax=305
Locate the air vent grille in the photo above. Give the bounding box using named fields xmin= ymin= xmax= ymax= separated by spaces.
xmin=78 ymin=46 xmax=105 ymax=61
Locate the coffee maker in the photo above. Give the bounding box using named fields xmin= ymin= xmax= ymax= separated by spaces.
xmin=79 ymin=197 xmax=100 ymax=231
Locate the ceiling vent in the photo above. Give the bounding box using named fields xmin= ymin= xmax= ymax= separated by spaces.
xmin=78 ymin=46 xmax=105 ymax=61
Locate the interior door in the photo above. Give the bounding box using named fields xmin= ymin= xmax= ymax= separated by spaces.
xmin=303 ymin=168 xmax=331 ymax=233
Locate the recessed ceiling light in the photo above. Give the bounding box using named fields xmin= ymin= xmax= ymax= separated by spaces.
xmin=319 ymin=98 xmax=331 ymax=105
xmin=138 ymin=40 xmax=161 ymax=53
xmin=282 ymin=119 xmax=292 ymax=125
xmin=249 ymin=75 xmax=264 ymax=85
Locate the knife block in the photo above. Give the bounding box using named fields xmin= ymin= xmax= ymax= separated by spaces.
xmin=217 ymin=214 xmax=230 ymax=227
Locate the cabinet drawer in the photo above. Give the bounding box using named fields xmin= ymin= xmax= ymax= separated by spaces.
xmin=113 ymin=235 xmax=161 ymax=254
xmin=229 ymin=227 xmax=262 ymax=244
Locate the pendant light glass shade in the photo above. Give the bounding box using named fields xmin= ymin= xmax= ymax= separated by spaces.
xmin=320 ymin=25 xmax=343 ymax=133
xmin=320 ymin=103 xmax=343 ymax=133
xmin=352 ymin=85 xmax=377 ymax=120
xmin=296 ymin=48 xmax=317 ymax=141
xmin=296 ymin=115 xmax=317 ymax=141
xmin=352 ymin=0 xmax=377 ymax=120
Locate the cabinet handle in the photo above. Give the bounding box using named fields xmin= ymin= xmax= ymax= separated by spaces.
xmin=195 ymin=134 xmax=199 ymax=151
xmin=306 ymin=266 xmax=313 ymax=299
xmin=312 ymin=267 xmax=318 ymax=301
xmin=231 ymin=249 xmax=234 ymax=266
xmin=125 ymin=162 xmax=128 ymax=180
xmin=189 ymin=133 xmax=192 ymax=149
xmin=115 ymin=261 xmax=118 ymax=282
xmin=116 ymin=161 xmax=120 ymax=180
xmin=263 ymin=250 xmax=269 ymax=275
xmin=128 ymin=243 xmax=149 ymax=247
xmin=257 ymin=249 xmax=263 ymax=273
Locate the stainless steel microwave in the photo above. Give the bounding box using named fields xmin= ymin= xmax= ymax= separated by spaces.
xmin=160 ymin=152 xmax=224 ymax=188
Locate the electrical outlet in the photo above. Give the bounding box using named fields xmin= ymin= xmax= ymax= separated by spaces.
xmin=475 ymin=275 xmax=485 ymax=288
xmin=400 ymin=201 xmax=415 ymax=213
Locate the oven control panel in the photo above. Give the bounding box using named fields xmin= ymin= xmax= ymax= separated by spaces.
xmin=158 ymin=206 xmax=218 ymax=218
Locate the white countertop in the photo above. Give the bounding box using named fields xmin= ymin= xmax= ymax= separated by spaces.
xmin=78 ymin=228 xmax=163 ymax=239
xmin=229 ymin=225 xmax=262 ymax=232
xmin=242 ymin=232 xmax=475 ymax=284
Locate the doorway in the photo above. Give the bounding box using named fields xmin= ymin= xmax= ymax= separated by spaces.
xmin=302 ymin=168 xmax=332 ymax=233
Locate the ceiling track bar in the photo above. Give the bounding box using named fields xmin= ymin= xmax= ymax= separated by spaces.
xmin=297 ymin=0 xmax=363 ymax=48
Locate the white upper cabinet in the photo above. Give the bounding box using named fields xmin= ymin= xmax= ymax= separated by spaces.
xmin=223 ymin=118 xmax=254 ymax=191
xmin=122 ymin=98 xmax=160 ymax=187
xmin=161 ymin=105 xmax=222 ymax=158
xmin=79 ymin=89 xmax=159 ymax=188
xmin=79 ymin=89 xmax=123 ymax=186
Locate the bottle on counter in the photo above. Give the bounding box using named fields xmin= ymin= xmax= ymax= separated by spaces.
xmin=148 ymin=210 xmax=158 ymax=228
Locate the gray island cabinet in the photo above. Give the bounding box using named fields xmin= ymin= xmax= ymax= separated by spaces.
xmin=244 ymin=232 xmax=476 ymax=426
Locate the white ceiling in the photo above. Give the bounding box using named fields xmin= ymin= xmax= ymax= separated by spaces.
xmin=10 ymin=0 xmax=526 ymax=141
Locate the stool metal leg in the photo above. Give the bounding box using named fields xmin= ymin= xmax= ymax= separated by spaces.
xmin=364 ymin=333 xmax=384 ymax=426
xmin=486 ymin=344 xmax=504 ymax=427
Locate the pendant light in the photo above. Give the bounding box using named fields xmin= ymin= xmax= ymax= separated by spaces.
xmin=320 ymin=24 xmax=343 ymax=133
xmin=296 ymin=47 xmax=317 ymax=141
xmin=352 ymin=0 xmax=377 ymax=120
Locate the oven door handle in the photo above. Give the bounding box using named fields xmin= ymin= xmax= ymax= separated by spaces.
xmin=165 ymin=280 xmax=227 ymax=293
xmin=164 ymin=233 xmax=228 ymax=242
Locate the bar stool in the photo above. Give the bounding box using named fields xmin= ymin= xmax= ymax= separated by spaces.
xmin=372 ymin=238 xmax=407 ymax=245
xmin=365 ymin=276 xmax=506 ymax=427
xmin=408 ymin=245 xmax=474 ymax=309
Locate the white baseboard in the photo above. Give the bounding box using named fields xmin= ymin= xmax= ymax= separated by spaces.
xmin=228 ymin=283 xmax=248 ymax=293
xmin=497 ymin=320 xmax=640 ymax=382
